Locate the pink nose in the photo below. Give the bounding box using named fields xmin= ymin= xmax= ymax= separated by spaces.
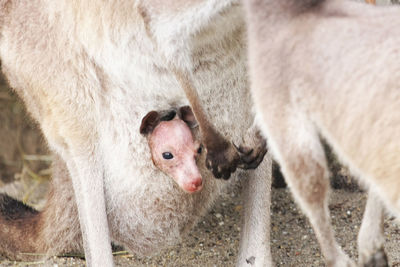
xmin=183 ymin=177 xmax=203 ymax=193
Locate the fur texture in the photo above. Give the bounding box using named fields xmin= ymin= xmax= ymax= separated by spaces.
xmin=0 ymin=156 xmax=82 ymax=260
xmin=0 ymin=1 xmax=272 ymax=266
xmin=244 ymin=0 xmax=400 ymax=266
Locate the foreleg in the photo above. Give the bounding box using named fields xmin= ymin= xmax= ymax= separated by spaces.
xmin=357 ymin=190 xmax=388 ymax=267
xmin=173 ymin=70 xmax=267 ymax=179
xmin=237 ymin=154 xmax=273 ymax=266
xmin=65 ymin=153 xmax=113 ymax=267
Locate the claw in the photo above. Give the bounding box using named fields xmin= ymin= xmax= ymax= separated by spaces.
xmin=217 ymin=166 xmax=222 ymax=174
xmin=234 ymin=141 xmax=254 ymax=155
xmin=206 ymin=159 xmax=212 ymax=170
xmin=239 ymin=146 xmax=254 ymax=156
xmin=212 ymin=164 xmax=222 ymax=178
xmin=230 ymin=164 xmax=237 ymax=174
xmin=233 ymin=142 xmax=240 ymax=151
xmin=223 ymin=173 xmax=231 ymax=180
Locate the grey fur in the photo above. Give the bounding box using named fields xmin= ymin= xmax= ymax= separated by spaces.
xmin=244 ymin=0 xmax=400 ymax=266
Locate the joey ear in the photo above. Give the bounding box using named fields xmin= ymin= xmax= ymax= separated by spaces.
xmin=179 ymin=105 xmax=198 ymax=128
xmin=140 ymin=111 xmax=160 ymax=135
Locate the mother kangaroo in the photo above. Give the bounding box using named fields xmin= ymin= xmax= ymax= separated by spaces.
xmin=0 ymin=1 xmax=271 ymax=266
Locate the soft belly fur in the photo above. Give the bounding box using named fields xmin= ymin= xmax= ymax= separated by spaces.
xmin=0 ymin=0 xmax=271 ymax=265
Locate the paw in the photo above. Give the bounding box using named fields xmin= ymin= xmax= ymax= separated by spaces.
xmin=205 ymin=138 xmax=240 ymax=180
xmin=236 ymin=130 xmax=268 ymax=170
xmin=361 ymin=247 xmax=389 ymax=267
xmin=236 ymin=137 xmax=267 ymax=170
xmin=326 ymin=250 xmax=356 ymax=267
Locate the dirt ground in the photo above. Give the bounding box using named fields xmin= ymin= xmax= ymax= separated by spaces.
xmin=0 ymin=187 xmax=399 ymax=267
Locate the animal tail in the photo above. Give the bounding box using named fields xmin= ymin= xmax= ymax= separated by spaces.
xmin=0 ymin=156 xmax=83 ymax=261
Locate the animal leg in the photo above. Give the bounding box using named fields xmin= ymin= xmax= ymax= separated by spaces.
xmin=237 ymin=126 xmax=268 ymax=170
xmin=65 ymin=154 xmax=113 ymax=267
xmin=173 ymin=70 xmax=266 ymax=179
xmin=357 ymin=190 xmax=388 ymax=267
xmin=237 ymin=155 xmax=272 ymax=267
xmin=172 ymin=70 xmax=240 ymax=179
xmin=262 ymin=111 xmax=355 ymax=267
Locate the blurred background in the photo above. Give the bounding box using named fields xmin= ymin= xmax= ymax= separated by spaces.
xmin=0 ymin=68 xmax=50 ymax=210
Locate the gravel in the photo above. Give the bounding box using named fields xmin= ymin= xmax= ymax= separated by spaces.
xmin=1 ymin=187 xmax=399 ymax=267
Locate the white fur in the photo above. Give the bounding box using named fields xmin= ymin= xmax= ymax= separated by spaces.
xmin=0 ymin=1 xmax=272 ymax=266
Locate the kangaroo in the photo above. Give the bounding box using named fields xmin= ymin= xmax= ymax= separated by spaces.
xmin=140 ymin=106 xmax=203 ymax=193
xmin=0 ymin=0 xmax=271 ymax=266
xmin=244 ymin=0 xmax=400 ymax=266
xmin=0 ymin=156 xmax=82 ymax=261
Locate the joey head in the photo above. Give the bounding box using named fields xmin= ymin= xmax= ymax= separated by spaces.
xmin=140 ymin=106 xmax=203 ymax=193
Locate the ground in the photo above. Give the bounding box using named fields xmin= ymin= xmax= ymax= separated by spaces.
xmin=0 ymin=187 xmax=399 ymax=267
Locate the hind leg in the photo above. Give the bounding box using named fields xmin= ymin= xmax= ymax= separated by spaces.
xmin=259 ymin=110 xmax=355 ymax=267
xmin=358 ymin=190 xmax=388 ymax=267
xmin=237 ymin=154 xmax=273 ymax=267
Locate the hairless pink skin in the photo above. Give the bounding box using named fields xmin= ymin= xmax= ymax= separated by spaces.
xmin=148 ymin=118 xmax=202 ymax=193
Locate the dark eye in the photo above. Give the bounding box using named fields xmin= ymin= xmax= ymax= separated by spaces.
xmin=197 ymin=146 xmax=202 ymax=154
xmin=162 ymin=152 xmax=174 ymax=160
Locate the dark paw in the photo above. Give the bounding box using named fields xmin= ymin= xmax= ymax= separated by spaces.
xmin=205 ymin=141 xmax=240 ymax=180
xmin=245 ymin=256 xmax=256 ymax=265
xmin=236 ymin=135 xmax=267 ymax=170
xmin=363 ymin=248 xmax=389 ymax=267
